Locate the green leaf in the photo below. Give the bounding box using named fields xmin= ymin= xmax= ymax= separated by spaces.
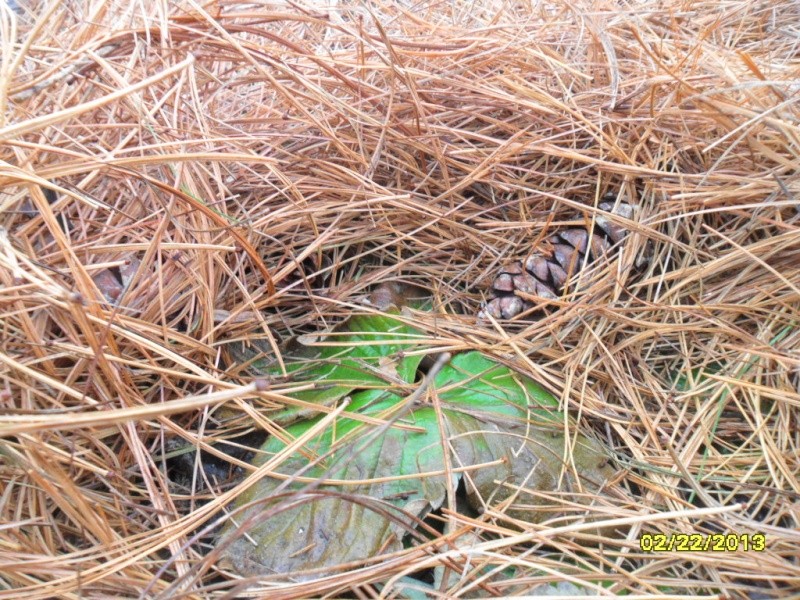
xmin=220 ymin=395 xmax=453 ymax=578
xmin=226 ymin=306 xmax=425 ymax=418
xmin=221 ymin=397 xmax=614 ymax=577
xmin=435 ymin=351 xmax=562 ymax=424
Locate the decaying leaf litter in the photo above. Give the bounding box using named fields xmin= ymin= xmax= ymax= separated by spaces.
xmin=1 ymin=0 xmax=799 ymax=598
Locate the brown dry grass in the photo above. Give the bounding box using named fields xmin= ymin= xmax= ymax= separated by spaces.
xmin=1 ymin=0 xmax=799 ymax=598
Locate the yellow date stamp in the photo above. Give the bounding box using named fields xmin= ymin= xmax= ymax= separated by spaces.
xmin=640 ymin=533 xmax=766 ymax=552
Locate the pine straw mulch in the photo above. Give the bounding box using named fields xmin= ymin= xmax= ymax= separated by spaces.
xmin=1 ymin=1 xmax=799 ymax=598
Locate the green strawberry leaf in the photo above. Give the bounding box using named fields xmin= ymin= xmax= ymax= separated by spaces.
xmin=220 ymin=399 xmax=613 ymax=578
xmin=435 ymin=351 xmax=562 ymax=424
xmin=220 ymin=393 xmax=450 ymax=577
xmin=225 ymin=301 xmax=425 ymax=412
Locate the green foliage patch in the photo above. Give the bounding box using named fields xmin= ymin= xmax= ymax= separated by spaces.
xmin=218 ymin=286 xmax=615 ymax=579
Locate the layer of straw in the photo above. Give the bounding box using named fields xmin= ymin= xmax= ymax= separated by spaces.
xmin=1 ymin=1 xmax=799 ymax=598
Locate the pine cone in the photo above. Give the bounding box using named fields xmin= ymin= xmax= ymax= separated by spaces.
xmin=479 ymin=200 xmax=637 ymax=320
